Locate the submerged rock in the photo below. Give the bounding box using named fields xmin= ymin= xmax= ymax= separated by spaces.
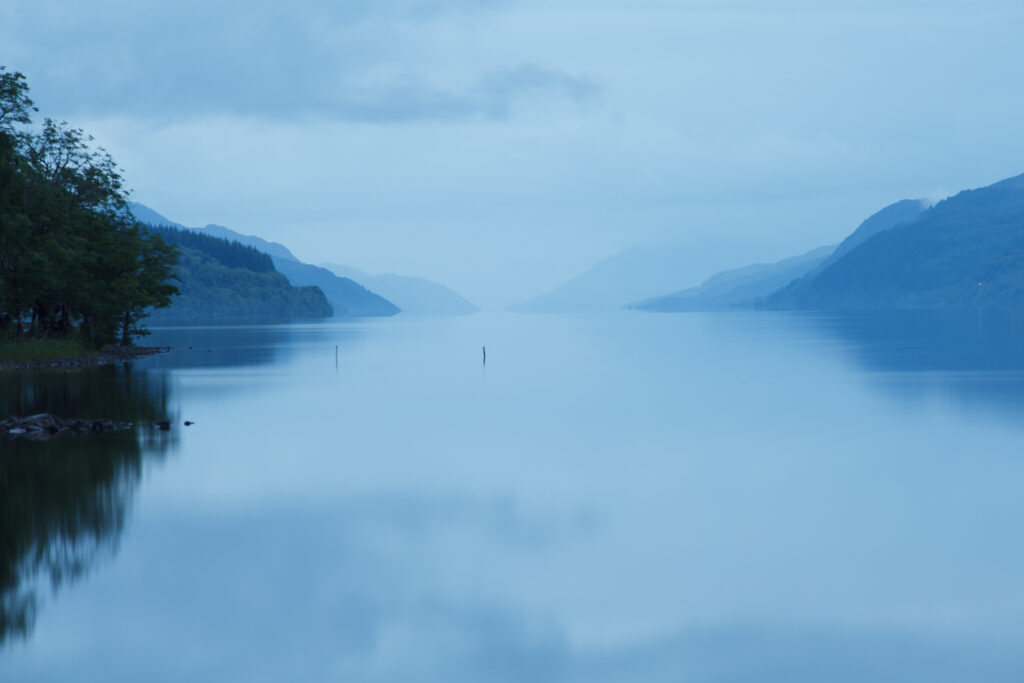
xmin=2 ymin=413 xmax=135 ymax=440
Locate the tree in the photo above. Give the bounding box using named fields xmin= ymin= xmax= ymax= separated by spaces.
xmin=0 ymin=67 xmax=35 ymax=133
xmin=0 ymin=67 xmax=179 ymax=346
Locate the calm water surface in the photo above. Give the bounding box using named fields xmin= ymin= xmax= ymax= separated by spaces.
xmin=3 ymin=311 xmax=1024 ymax=682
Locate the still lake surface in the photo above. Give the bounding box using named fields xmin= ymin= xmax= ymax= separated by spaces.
xmin=3 ymin=310 xmax=1024 ymax=682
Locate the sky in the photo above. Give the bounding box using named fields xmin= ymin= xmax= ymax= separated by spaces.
xmin=3 ymin=0 xmax=1024 ymax=307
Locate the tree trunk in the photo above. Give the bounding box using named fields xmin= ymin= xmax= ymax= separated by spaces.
xmin=120 ymin=311 xmax=130 ymax=346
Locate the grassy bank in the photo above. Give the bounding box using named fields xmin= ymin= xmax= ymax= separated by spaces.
xmin=0 ymin=339 xmax=167 ymax=371
xmin=0 ymin=338 xmax=99 ymax=364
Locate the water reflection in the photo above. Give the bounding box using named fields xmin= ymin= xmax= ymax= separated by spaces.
xmin=820 ymin=309 xmax=1024 ymax=372
xmin=142 ymin=321 xmax=365 ymax=371
xmin=6 ymin=313 xmax=1024 ymax=681
xmin=0 ymin=366 xmax=176 ymax=645
xmin=798 ymin=310 xmax=1024 ymax=417
xmin=570 ymin=624 xmax=1019 ymax=683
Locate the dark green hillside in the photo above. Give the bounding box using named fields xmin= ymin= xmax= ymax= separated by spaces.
xmin=765 ymin=173 xmax=1024 ymax=310
xmin=147 ymin=226 xmax=332 ymax=321
xmin=154 ymin=226 xmax=274 ymax=272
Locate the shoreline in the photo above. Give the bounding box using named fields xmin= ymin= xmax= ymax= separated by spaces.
xmin=0 ymin=345 xmax=170 ymax=372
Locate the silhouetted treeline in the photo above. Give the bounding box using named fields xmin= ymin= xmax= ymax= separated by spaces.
xmin=0 ymin=68 xmax=178 ymax=346
xmin=151 ymin=225 xmax=274 ymax=273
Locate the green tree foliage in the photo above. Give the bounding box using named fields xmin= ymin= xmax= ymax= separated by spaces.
xmin=0 ymin=67 xmax=178 ymax=347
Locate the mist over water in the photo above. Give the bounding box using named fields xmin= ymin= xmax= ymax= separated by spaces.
xmin=4 ymin=311 xmax=1024 ymax=682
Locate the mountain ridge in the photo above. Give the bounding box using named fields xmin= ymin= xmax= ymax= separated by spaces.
xmin=320 ymin=263 xmax=478 ymax=315
xmin=128 ymin=203 xmax=397 ymax=317
xmin=633 ymin=244 xmax=835 ymax=312
xmin=511 ymin=242 xmax=744 ymax=313
xmin=764 ymin=172 xmax=1024 ymax=310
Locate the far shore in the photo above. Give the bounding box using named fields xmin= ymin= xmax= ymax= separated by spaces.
xmin=0 ymin=344 xmax=170 ymax=372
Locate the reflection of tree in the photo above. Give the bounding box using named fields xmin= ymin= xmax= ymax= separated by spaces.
xmin=0 ymin=365 xmax=175 ymax=644
xmin=824 ymin=309 xmax=1024 ymax=373
xmin=143 ymin=324 xmax=293 ymax=371
xmin=804 ymin=310 xmax=1024 ymax=420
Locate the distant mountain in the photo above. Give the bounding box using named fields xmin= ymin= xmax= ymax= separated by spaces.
xmin=199 ymin=224 xmax=300 ymax=263
xmin=127 ymin=202 xmax=185 ymax=230
xmin=512 ymin=244 xmax=740 ymax=313
xmin=144 ymin=225 xmax=333 ymax=321
xmin=271 ymin=257 xmax=399 ymax=317
xmin=765 ymin=173 xmax=1024 ymax=310
xmin=128 ymin=203 xmax=398 ymax=317
xmin=633 ymin=198 xmax=930 ymax=313
xmin=321 ymin=263 xmax=478 ymax=315
xmin=633 ymin=244 xmax=835 ymax=312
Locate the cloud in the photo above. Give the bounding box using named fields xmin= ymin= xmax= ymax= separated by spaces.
xmin=320 ymin=65 xmax=600 ymax=123
xmin=0 ymin=0 xmax=598 ymax=124
xmin=6 ymin=0 xmax=1024 ymax=305
xmin=470 ymin=65 xmax=600 ymax=116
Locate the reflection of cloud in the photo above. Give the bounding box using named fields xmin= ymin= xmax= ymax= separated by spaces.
xmin=7 ymin=489 xmax=1023 ymax=681
xmin=41 ymin=497 xmax=582 ymax=681
xmin=336 ymin=602 xmax=569 ymax=683
xmin=570 ymin=624 xmax=1022 ymax=683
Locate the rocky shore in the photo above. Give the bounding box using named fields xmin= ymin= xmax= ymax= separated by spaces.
xmin=0 ymin=345 xmax=169 ymax=372
xmin=1 ymin=413 xmax=181 ymax=440
xmin=2 ymin=414 xmax=132 ymax=439
xmin=2 ymin=413 xmax=174 ymax=440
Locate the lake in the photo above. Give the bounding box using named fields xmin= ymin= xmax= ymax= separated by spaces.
xmin=3 ymin=310 xmax=1024 ymax=682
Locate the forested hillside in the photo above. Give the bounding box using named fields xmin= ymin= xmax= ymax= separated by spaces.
xmin=127 ymin=204 xmax=402 ymax=317
xmin=765 ymin=174 xmax=1024 ymax=310
xmin=146 ymin=226 xmax=332 ymax=321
